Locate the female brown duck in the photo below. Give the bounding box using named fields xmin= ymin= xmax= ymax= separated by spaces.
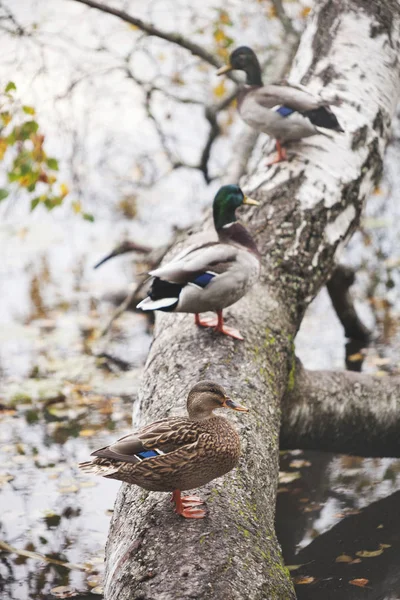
xmin=79 ymin=381 xmax=248 ymax=519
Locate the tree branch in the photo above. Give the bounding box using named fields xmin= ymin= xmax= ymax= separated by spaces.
xmin=70 ymin=0 xmax=228 ymax=71
xmin=327 ymin=264 xmax=372 ymax=371
xmin=281 ymin=360 xmax=400 ymax=457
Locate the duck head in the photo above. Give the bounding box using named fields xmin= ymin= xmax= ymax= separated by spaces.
xmin=213 ymin=184 xmax=259 ymax=232
xmin=187 ymin=380 xmax=248 ymax=420
xmin=217 ymin=46 xmax=263 ymax=86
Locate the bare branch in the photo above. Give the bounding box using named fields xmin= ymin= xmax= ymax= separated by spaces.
xmin=281 ymin=360 xmax=400 ymax=457
xmin=70 ymin=0 xmax=230 ymax=71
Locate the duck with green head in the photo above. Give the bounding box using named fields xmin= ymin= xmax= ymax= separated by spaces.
xmin=79 ymin=380 xmax=249 ymax=519
xmin=137 ymin=184 xmax=260 ymax=340
xmin=217 ymin=46 xmax=343 ymax=164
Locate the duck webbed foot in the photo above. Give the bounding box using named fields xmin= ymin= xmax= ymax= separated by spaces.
xmin=172 ymin=490 xmax=207 ymax=519
xmin=195 ymin=312 xmax=244 ymax=341
xmin=265 ymin=140 xmax=287 ymax=165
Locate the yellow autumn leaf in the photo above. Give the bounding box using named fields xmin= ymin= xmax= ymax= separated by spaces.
xmin=213 ymin=28 xmax=226 ymax=44
xmin=356 ymin=548 xmax=384 ymax=558
xmin=349 ymin=578 xmax=369 ymax=587
xmin=293 ymin=575 xmax=315 ymax=584
xmin=335 ymin=554 xmax=353 ymax=563
xmin=72 ymin=200 xmax=82 ymax=214
xmin=300 ymin=6 xmax=312 ymax=18
xmin=60 ymin=183 xmax=69 ymax=197
xmin=79 ymin=429 xmax=96 ymax=437
xmin=0 ymin=138 xmax=8 ymax=160
xmin=213 ymin=80 xmax=227 ymax=99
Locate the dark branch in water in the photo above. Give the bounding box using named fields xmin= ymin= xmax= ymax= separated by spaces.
xmin=327 ymin=265 xmax=372 ymax=371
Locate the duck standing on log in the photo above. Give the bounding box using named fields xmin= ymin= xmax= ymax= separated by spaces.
xmin=79 ymin=381 xmax=248 ymax=519
xmin=217 ymin=46 xmax=343 ymax=164
xmin=136 ymin=184 xmax=260 ymax=340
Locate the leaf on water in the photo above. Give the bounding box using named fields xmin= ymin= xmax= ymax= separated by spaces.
xmin=50 ymin=586 xmax=78 ymax=598
xmin=87 ymin=575 xmax=101 ymax=587
xmin=349 ymin=578 xmax=369 ymax=587
xmin=279 ymin=471 xmax=301 ymax=484
xmin=91 ymin=587 xmax=104 ymax=595
xmin=380 ymin=543 xmax=391 ymax=549
xmin=335 ymin=554 xmax=353 ymax=563
xmin=287 ymin=564 xmax=305 ymax=571
xmin=289 ymin=459 xmax=311 ymax=468
xmin=356 ymin=548 xmax=384 ymax=558
xmin=79 ymin=429 xmax=96 ymax=437
xmin=293 ymin=575 xmax=315 ymax=585
xmin=58 ymin=484 xmax=79 ymax=494
xmin=347 ymin=352 xmax=363 ymax=362
xmin=5 ymin=81 xmax=16 ymax=92
xmin=79 ymin=481 xmax=97 ymax=488
xmin=0 ymin=473 xmax=14 ymax=486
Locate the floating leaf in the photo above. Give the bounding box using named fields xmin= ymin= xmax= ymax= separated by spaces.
xmin=5 ymin=81 xmax=16 ymax=92
xmin=289 ymin=459 xmax=311 ymax=468
xmin=349 ymin=578 xmax=369 ymax=587
xmin=50 ymin=585 xmax=78 ymax=598
xmin=91 ymin=587 xmax=104 ymax=595
xmin=0 ymin=473 xmax=14 ymax=486
xmin=356 ymin=548 xmax=383 ymax=558
xmin=0 ymin=189 xmax=9 ymax=201
xmin=58 ymin=484 xmax=79 ymax=494
xmin=336 ymin=554 xmax=353 ymax=563
xmin=293 ymin=575 xmax=315 ymax=584
xmin=79 ymin=429 xmax=96 ymax=437
xmin=348 ymin=352 xmax=363 ymax=362
xmin=287 ymin=564 xmax=305 ymax=571
xmin=279 ymin=471 xmax=301 ymax=484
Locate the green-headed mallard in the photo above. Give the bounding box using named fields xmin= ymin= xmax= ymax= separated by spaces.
xmin=79 ymin=381 xmax=248 ymax=519
xmin=217 ymin=46 xmax=343 ymax=164
xmin=136 ymin=184 xmax=260 ymax=340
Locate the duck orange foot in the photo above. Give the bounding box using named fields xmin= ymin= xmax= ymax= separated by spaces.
xmin=195 ymin=311 xmax=243 ymax=341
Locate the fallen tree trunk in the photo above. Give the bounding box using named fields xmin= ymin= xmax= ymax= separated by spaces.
xmin=104 ymin=2 xmax=400 ymax=598
xmin=281 ymin=360 xmax=400 ymax=457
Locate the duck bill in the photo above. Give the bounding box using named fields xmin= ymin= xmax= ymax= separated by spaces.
xmin=94 ymin=248 xmax=124 ymax=269
xmin=243 ymin=195 xmax=259 ymax=206
xmin=224 ymin=397 xmax=249 ymax=412
xmin=216 ymin=64 xmax=233 ymax=76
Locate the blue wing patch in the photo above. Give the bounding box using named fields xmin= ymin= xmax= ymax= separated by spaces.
xmin=136 ymin=449 xmax=159 ymax=459
xmin=191 ymin=272 xmax=216 ymax=288
xmin=275 ymin=105 xmax=294 ymax=118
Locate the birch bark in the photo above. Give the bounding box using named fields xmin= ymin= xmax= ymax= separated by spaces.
xmin=104 ymin=2 xmax=400 ymax=598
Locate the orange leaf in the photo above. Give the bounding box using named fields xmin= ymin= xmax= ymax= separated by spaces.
xmin=293 ymin=576 xmax=315 ymax=585
xmin=349 ymin=578 xmax=369 ymax=587
xmin=300 ymin=6 xmax=312 ymax=18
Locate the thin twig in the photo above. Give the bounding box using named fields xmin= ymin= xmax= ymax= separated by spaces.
xmin=70 ymin=0 xmax=230 ymax=72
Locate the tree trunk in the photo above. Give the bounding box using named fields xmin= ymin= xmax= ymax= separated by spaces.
xmin=104 ymin=2 xmax=400 ymax=598
xmin=281 ymin=360 xmax=400 ymax=457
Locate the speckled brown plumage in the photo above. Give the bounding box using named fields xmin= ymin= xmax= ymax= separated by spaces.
xmin=79 ymin=381 xmax=248 ymax=517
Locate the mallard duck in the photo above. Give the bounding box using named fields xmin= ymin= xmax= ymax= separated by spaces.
xmin=79 ymin=381 xmax=248 ymax=519
xmin=217 ymin=46 xmax=343 ymax=164
xmin=136 ymin=184 xmax=260 ymax=340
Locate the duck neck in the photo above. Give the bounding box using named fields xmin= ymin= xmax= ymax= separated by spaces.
xmin=244 ymin=61 xmax=263 ymax=87
xmin=218 ymin=222 xmax=261 ymax=257
xmin=213 ymin=203 xmax=238 ymax=231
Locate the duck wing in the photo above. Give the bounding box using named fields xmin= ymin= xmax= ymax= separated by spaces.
xmin=253 ymin=84 xmax=322 ymax=111
xmin=149 ymin=243 xmax=238 ymax=285
xmin=253 ymin=85 xmax=343 ymax=131
xmin=91 ymin=417 xmax=201 ymax=463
